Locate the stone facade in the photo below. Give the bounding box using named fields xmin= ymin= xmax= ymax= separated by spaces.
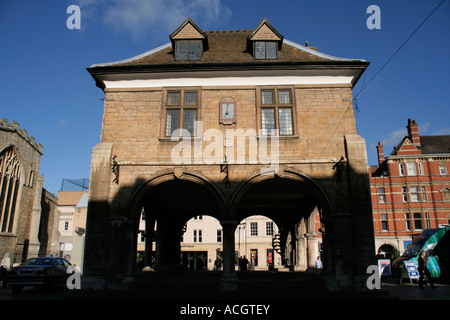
xmin=84 ymin=19 xmax=375 ymax=291
xmin=0 ymin=119 xmax=60 ymax=265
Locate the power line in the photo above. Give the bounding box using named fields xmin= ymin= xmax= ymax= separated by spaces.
xmin=354 ymin=0 xmax=447 ymax=99
xmin=318 ymin=0 xmax=446 ymax=159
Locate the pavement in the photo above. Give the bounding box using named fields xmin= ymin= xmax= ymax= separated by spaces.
xmin=0 ymin=271 xmax=448 ymax=302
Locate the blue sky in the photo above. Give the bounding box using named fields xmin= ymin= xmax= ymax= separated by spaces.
xmin=1 ymin=0 xmax=449 ymax=194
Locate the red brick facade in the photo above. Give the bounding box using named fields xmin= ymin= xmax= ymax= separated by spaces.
xmin=370 ymin=119 xmax=450 ymax=257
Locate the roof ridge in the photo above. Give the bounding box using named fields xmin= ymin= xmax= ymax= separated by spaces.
xmin=205 ymin=29 xmax=252 ymax=33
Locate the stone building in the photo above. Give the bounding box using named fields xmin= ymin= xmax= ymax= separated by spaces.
xmin=58 ymin=190 xmax=88 ymax=272
xmin=137 ymin=213 xmax=283 ymax=271
xmin=0 ymin=119 xmax=60 ymax=265
xmin=370 ymin=119 xmax=450 ymax=258
xmin=84 ymin=18 xmax=375 ymax=291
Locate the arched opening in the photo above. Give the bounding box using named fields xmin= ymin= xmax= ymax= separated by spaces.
xmin=230 ymin=168 xmax=332 ymax=273
xmin=128 ymin=170 xmax=227 ymax=273
xmin=377 ymin=244 xmax=397 ymax=260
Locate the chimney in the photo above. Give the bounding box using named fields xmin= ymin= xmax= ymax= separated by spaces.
xmin=407 ymin=118 xmax=420 ymax=146
xmin=376 ymin=141 xmax=384 ymax=166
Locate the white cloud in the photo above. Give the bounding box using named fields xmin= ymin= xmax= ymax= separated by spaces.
xmin=432 ymin=127 xmax=450 ymax=135
xmin=77 ymin=0 xmax=231 ymax=41
xmin=380 ymin=127 xmax=406 ymax=147
xmin=56 ymin=119 xmax=67 ymax=128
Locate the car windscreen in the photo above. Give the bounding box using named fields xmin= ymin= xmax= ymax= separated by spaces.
xmin=22 ymin=258 xmax=53 ymax=266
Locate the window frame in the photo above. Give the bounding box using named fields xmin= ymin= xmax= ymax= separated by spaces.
xmin=250 ymin=222 xmax=258 ymax=237
xmin=378 ymin=187 xmax=386 ymax=203
xmin=265 ymin=222 xmax=274 ymax=236
xmin=409 ymin=186 xmax=420 ymax=202
xmin=413 ymin=212 xmax=423 ymax=230
xmin=256 ymin=87 xmax=297 ymax=137
xmin=174 ymin=40 xmax=203 ymax=61
xmin=253 ymin=41 xmax=278 ymax=60
xmin=162 ymin=88 xmax=201 ymax=138
xmin=381 ymin=213 xmax=389 ymax=231
xmin=406 ymin=163 xmax=417 ymax=176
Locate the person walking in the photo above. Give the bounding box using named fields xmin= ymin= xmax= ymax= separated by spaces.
xmin=418 ymin=251 xmax=434 ymax=288
xmin=1 ymin=253 xmax=11 ymax=288
xmin=315 ymin=256 xmax=323 ymax=269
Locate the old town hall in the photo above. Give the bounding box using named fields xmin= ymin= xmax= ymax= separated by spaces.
xmin=83 ymin=18 xmax=375 ymax=292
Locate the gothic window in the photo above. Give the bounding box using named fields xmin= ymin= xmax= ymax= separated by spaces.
xmin=0 ymin=148 xmax=21 ymax=233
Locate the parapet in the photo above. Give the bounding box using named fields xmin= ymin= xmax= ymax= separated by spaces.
xmin=0 ymin=118 xmax=44 ymax=154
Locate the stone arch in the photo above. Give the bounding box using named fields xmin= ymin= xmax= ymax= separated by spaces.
xmin=229 ymin=166 xmax=333 ymax=220
xmin=125 ymin=168 xmax=228 ymax=272
xmin=227 ymin=166 xmax=334 ymax=272
xmin=127 ymin=168 xmax=228 ymax=222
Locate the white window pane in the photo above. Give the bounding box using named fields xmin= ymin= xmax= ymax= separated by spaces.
xmin=278 ymin=108 xmax=293 ymax=135
xmin=166 ymin=109 xmax=180 ymax=136
xmin=261 ymin=108 xmax=275 ymax=135
xmin=254 ymin=41 xmax=265 ymax=59
xmin=167 ymin=91 xmax=180 ymax=105
xmin=188 ymin=40 xmax=202 ymax=60
xmin=265 ymin=42 xmax=277 ymax=59
xmin=406 ymin=163 xmax=416 ymax=175
xmin=183 ymin=109 xmax=197 ymax=136
xmin=184 ymin=91 xmax=197 ymax=105
xmin=261 ymin=90 xmax=273 ymax=105
xmin=278 ymin=90 xmax=291 ymax=104
xmin=175 ymin=41 xmax=188 ymax=60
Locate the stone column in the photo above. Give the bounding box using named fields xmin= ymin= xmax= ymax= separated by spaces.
xmin=220 ymin=221 xmax=238 ymax=292
xmin=28 ymin=175 xmax=44 ymax=258
xmin=305 ymin=233 xmax=317 ymax=268
xmin=345 ymin=134 xmax=377 ymax=290
xmin=82 ymin=142 xmax=113 ymax=290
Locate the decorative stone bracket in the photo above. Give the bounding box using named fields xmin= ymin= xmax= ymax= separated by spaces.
xmin=112 ymin=155 xmax=119 ymax=184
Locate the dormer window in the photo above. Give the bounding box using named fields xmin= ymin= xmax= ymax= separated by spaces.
xmin=170 ymin=18 xmax=208 ymax=62
xmin=248 ymin=18 xmax=283 ymax=61
xmin=254 ymin=41 xmax=278 ymax=60
xmin=175 ymin=40 xmax=202 ymax=61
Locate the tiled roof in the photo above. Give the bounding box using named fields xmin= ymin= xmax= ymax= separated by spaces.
xmin=420 ymin=135 xmax=450 ymax=154
xmin=89 ymin=30 xmax=366 ymax=69
xmin=57 ymin=191 xmax=88 ymax=206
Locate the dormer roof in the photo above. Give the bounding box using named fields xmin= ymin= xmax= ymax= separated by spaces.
xmin=169 ymin=17 xmax=208 ymax=50
xmin=248 ymin=18 xmax=284 ymax=48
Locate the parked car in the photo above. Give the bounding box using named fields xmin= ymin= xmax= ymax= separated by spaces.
xmin=7 ymin=257 xmax=72 ymax=293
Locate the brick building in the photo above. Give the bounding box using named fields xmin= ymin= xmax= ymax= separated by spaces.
xmin=84 ymin=18 xmax=375 ymax=291
xmin=370 ymin=119 xmax=450 ymax=258
xmin=0 ymin=119 xmax=60 ymax=265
